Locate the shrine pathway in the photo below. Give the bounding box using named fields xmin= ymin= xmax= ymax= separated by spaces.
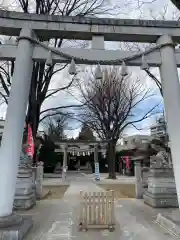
xmin=24 ymin=172 xmax=176 ymax=240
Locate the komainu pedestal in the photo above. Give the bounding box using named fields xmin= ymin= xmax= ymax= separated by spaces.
xmin=14 ymin=165 xmax=36 ymax=210
xmin=143 ymin=168 xmax=178 ymax=208
xmin=0 ymin=213 xmax=33 ymax=239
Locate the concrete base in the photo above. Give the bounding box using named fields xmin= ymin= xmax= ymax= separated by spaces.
xmin=0 ymin=214 xmax=33 ymax=239
xmin=144 ymin=191 xmax=178 ymax=208
xmin=156 ymin=211 xmax=180 ymax=238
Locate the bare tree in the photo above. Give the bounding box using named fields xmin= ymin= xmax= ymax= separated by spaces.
xmin=43 ymin=112 xmax=71 ymax=140
xmin=0 ymin=0 xmax=122 ymax=137
xmin=77 ymin=67 xmax=159 ymax=178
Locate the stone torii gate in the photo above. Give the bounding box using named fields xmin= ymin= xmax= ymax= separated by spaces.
xmin=54 ymin=139 xmax=108 ymax=180
xmin=0 ymin=10 xmax=180 ymax=237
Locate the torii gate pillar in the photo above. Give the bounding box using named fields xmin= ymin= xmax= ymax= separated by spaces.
xmin=158 ymin=35 xmax=180 ymax=207
xmin=62 ymin=144 xmax=68 ymax=181
xmin=0 ymin=27 xmax=34 ymax=218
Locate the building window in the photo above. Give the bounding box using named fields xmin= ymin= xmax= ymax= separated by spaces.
xmin=124 ymin=140 xmax=128 ymax=145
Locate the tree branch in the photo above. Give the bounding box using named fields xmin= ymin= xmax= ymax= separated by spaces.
xmin=40 ymin=103 xmax=85 ymax=115
xmin=45 ymin=75 xmax=75 ymax=99
xmin=145 ymin=69 xmax=163 ymax=96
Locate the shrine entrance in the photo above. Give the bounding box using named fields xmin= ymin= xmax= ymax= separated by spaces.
xmin=0 ymin=9 xmax=180 ymax=228
xmin=54 ymin=140 xmax=108 ymax=180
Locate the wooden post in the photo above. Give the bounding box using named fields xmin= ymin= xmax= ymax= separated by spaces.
xmin=84 ymin=192 xmax=88 ymax=229
xmin=79 ymin=190 xmax=83 ymax=227
xmin=93 ymin=192 xmax=96 ymax=224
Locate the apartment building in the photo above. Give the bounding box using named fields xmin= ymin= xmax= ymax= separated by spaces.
xmin=150 ymin=116 xmax=167 ymax=138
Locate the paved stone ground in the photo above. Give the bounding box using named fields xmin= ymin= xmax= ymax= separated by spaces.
xmin=23 ymin=172 xmax=176 ymax=239
xmin=82 ymin=172 xmax=136 ymax=184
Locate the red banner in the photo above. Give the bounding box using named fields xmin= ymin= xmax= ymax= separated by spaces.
xmin=124 ymin=156 xmax=130 ymax=169
xmin=26 ymin=124 xmax=34 ymax=158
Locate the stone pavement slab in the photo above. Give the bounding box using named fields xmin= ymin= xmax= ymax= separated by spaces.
xmin=23 ymin=197 xmax=176 ymax=239
xmin=24 ymin=199 xmax=74 ymax=240
xmin=43 ymin=178 xmax=69 ymax=186
xmin=64 ymin=179 xmax=104 ymax=197
xmin=82 ymin=172 xmax=136 ymax=184
xmin=115 ymin=199 xmax=176 ymax=240
xmin=23 ymin=173 xmax=177 ymax=239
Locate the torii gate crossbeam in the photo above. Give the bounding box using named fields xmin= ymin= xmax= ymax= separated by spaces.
xmin=1 ymin=10 xmax=180 ymax=42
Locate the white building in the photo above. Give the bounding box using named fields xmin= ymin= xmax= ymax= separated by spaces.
xmin=150 ymin=116 xmax=167 ymax=138
xmin=116 ymin=134 xmax=152 ymax=152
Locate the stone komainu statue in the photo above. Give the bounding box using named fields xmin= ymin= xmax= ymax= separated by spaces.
xmin=19 ymin=143 xmax=31 ymax=167
xmin=150 ymin=139 xmax=172 ymax=168
xmin=20 ymin=129 xmax=32 ymax=165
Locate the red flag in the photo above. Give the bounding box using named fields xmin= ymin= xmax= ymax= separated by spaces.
xmin=26 ymin=124 xmax=34 ymax=158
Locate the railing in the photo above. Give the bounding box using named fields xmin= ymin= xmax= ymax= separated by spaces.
xmin=79 ymin=190 xmax=115 ymax=232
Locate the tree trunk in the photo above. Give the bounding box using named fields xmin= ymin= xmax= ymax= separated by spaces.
xmin=27 ymin=102 xmax=41 ymax=138
xmin=26 ymin=66 xmax=39 ymax=138
xmin=26 ymin=68 xmax=42 ymax=139
xmin=107 ymin=141 xmax=116 ymax=179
